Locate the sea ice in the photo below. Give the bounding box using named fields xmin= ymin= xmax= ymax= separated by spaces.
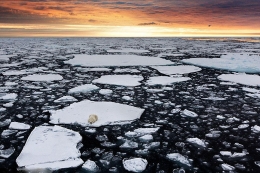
xmin=106 ymin=48 xmax=150 ymax=53
xmin=16 ymin=125 xmax=83 ymax=171
xmin=186 ymin=138 xmax=206 ymax=148
xmin=123 ymin=158 xmax=148 ymax=172
xmin=150 ymin=65 xmax=201 ymax=75
xmin=65 ymin=54 xmax=173 ymax=67
xmin=166 ymin=153 xmax=191 ymax=167
xmin=134 ymin=127 xmax=160 ymax=135
xmin=21 ymin=74 xmax=63 ymax=82
xmin=182 ymin=53 xmax=260 ymax=73
xmin=50 ymin=100 xmax=145 ymax=127
xmin=82 ymin=160 xmax=100 ymax=172
xmin=218 ymin=74 xmax=260 ymax=86
xmin=114 ymin=68 xmax=140 ymax=73
xmin=54 ymin=96 xmax=78 ymax=103
xmin=146 ymin=76 xmax=190 ymax=85
xmin=68 ymin=84 xmax=99 ymax=94
xmin=9 ymin=122 xmax=31 ymax=130
xmin=99 ymin=89 xmax=113 ymax=95
xmin=180 ymin=109 xmax=198 ymax=118
xmin=2 ymin=70 xmax=29 ymax=76
xmin=0 ymin=147 xmax=15 ymax=158
xmin=0 ymin=93 xmax=17 ymax=101
xmin=93 ymin=75 xmax=143 ymax=87
xmin=251 ymin=125 xmax=260 ymax=133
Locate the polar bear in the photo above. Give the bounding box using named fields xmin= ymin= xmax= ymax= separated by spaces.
xmin=88 ymin=114 xmax=98 ymax=124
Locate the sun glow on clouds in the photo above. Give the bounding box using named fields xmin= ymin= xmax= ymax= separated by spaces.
xmin=0 ymin=0 xmax=259 ymax=37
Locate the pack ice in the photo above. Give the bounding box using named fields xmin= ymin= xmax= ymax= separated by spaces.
xmin=16 ymin=125 xmax=83 ymax=171
xmin=50 ymin=100 xmax=145 ymax=127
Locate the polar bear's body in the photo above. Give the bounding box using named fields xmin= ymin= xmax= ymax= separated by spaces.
xmin=88 ymin=114 xmax=98 ymax=124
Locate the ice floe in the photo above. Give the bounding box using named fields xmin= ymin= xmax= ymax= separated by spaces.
xmin=9 ymin=122 xmax=31 ymax=130
xmin=186 ymin=138 xmax=206 ymax=148
xmin=0 ymin=93 xmax=18 ymax=101
xmin=99 ymin=89 xmax=113 ymax=95
xmin=107 ymin=48 xmax=150 ymax=53
xmin=218 ymin=74 xmax=260 ymax=86
xmin=68 ymin=84 xmax=99 ymax=94
xmin=54 ymin=96 xmax=78 ymax=103
xmin=150 ymin=65 xmax=201 ymax=75
xmin=180 ymin=109 xmax=198 ymax=118
xmin=146 ymin=76 xmax=190 ymax=85
xmin=93 ymin=75 xmax=143 ymax=87
xmin=16 ymin=125 xmax=83 ymax=171
xmin=182 ymin=53 xmax=260 ymax=73
xmin=82 ymin=160 xmax=100 ymax=172
xmin=123 ymin=158 xmax=148 ymax=172
xmin=166 ymin=153 xmax=191 ymax=167
xmin=50 ymin=100 xmax=145 ymax=127
xmin=21 ymin=74 xmax=63 ymax=82
xmin=65 ymin=54 xmax=173 ymax=67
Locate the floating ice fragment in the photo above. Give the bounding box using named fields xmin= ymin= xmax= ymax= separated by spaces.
xmin=123 ymin=158 xmax=148 ymax=173
xmin=54 ymin=96 xmax=78 ymax=103
xmin=0 ymin=93 xmax=17 ymax=101
xmin=0 ymin=147 xmax=15 ymax=158
xmin=180 ymin=109 xmax=198 ymax=118
xmin=186 ymin=138 xmax=206 ymax=148
xmin=139 ymin=135 xmax=153 ymax=142
xmin=150 ymin=65 xmax=201 ymax=75
xmin=251 ymin=125 xmax=260 ymax=133
xmin=218 ymin=74 xmax=260 ymax=86
xmin=146 ymin=76 xmax=190 ymax=86
xmin=166 ymin=153 xmax=191 ymax=167
xmin=134 ymin=127 xmax=160 ymax=135
xmin=221 ymin=163 xmax=235 ymax=171
xmin=68 ymin=84 xmax=99 ymax=94
xmin=120 ymin=140 xmax=138 ymax=149
xmin=82 ymin=160 xmax=100 ymax=172
xmin=65 ymin=54 xmax=173 ymax=67
xmin=50 ymin=100 xmax=144 ymax=127
xmin=9 ymin=122 xmax=31 ymax=130
xmin=93 ymin=75 xmax=143 ymax=87
xmin=21 ymin=74 xmax=63 ymax=82
xmin=99 ymin=89 xmax=113 ymax=95
xmin=16 ymin=125 xmax=83 ymax=171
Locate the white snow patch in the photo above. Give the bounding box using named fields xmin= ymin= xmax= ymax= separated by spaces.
xmin=93 ymin=75 xmax=143 ymax=87
xmin=68 ymin=84 xmax=99 ymax=94
xmin=21 ymin=74 xmax=63 ymax=82
xmin=123 ymin=158 xmax=148 ymax=173
xmin=182 ymin=53 xmax=260 ymax=73
xmin=150 ymin=65 xmax=201 ymax=75
xmin=50 ymin=100 xmax=145 ymax=127
xmin=16 ymin=125 xmax=83 ymax=171
xmin=65 ymin=54 xmax=173 ymax=67
xmin=218 ymin=74 xmax=260 ymax=86
xmin=146 ymin=76 xmax=190 ymax=85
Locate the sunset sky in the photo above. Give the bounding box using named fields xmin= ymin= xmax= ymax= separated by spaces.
xmin=0 ymin=0 xmax=260 ymax=37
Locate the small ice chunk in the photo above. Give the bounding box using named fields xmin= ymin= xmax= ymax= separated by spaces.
xmin=238 ymin=124 xmax=249 ymax=129
xmin=134 ymin=127 xmax=160 ymax=135
xmin=220 ymin=151 xmax=232 ymax=157
xmin=186 ymin=138 xmax=206 ymax=148
xmin=120 ymin=140 xmax=138 ymax=149
xmin=1 ymin=129 xmax=18 ymax=137
xmin=21 ymin=74 xmax=63 ymax=82
xmin=221 ymin=163 xmax=235 ymax=171
xmin=68 ymin=84 xmax=99 ymax=94
xmin=99 ymin=89 xmax=113 ymax=95
xmin=139 ymin=135 xmax=153 ymax=142
xmin=93 ymin=75 xmax=143 ymax=87
xmin=9 ymin=122 xmax=31 ymax=130
xmin=166 ymin=153 xmax=191 ymax=167
xmin=82 ymin=160 xmax=100 ymax=172
xmin=0 ymin=147 xmax=15 ymax=158
xmin=123 ymin=158 xmax=148 ymax=173
xmin=0 ymin=93 xmax=17 ymax=101
xmin=146 ymin=76 xmax=190 ymax=86
xmin=252 ymin=125 xmax=260 ymax=133
xmin=54 ymin=96 xmax=78 ymax=103
xmin=180 ymin=109 xmax=198 ymax=118
xmin=0 ymin=119 xmax=11 ymax=127
xmin=122 ymin=96 xmax=132 ymax=100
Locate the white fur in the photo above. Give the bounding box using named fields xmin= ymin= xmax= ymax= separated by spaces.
xmin=88 ymin=114 xmax=98 ymax=124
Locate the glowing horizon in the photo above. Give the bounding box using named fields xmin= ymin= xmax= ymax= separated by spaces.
xmin=0 ymin=0 xmax=259 ymax=37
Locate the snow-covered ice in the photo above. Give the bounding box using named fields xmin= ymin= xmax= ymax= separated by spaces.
xmin=180 ymin=109 xmax=198 ymax=118
xmin=123 ymin=158 xmax=148 ymax=172
xmin=16 ymin=125 xmax=83 ymax=171
xmin=166 ymin=153 xmax=191 ymax=167
xmin=54 ymin=96 xmax=78 ymax=103
xmin=50 ymin=100 xmax=145 ymax=127
xmin=99 ymin=89 xmax=113 ymax=95
xmin=81 ymin=160 xmax=100 ymax=172
xmin=65 ymin=54 xmax=173 ymax=67
xmin=0 ymin=93 xmax=18 ymax=101
xmin=146 ymin=76 xmax=190 ymax=85
xmin=93 ymin=75 xmax=143 ymax=87
xmin=218 ymin=74 xmax=260 ymax=86
xmin=68 ymin=84 xmax=99 ymax=94
xmin=150 ymin=65 xmax=201 ymax=75
xmin=182 ymin=53 xmax=260 ymax=73
xmin=9 ymin=122 xmax=31 ymax=130
xmin=21 ymin=74 xmax=63 ymax=82
xmin=186 ymin=138 xmax=206 ymax=148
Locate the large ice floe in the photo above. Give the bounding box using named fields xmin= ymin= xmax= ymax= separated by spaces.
xmin=64 ymin=54 xmax=173 ymax=67
xmin=21 ymin=74 xmax=63 ymax=82
xmin=16 ymin=125 xmax=83 ymax=172
xmin=218 ymin=73 xmax=260 ymax=86
xmin=182 ymin=53 xmax=260 ymax=73
xmin=50 ymin=100 xmax=145 ymax=127
xmin=68 ymin=84 xmax=99 ymax=94
xmin=146 ymin=76 xmax=190 ymax=85
xmin=93 ymin=75 xmax=143 ymax=87
xmin=150 ymin=65 xmax=201 ymax=75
